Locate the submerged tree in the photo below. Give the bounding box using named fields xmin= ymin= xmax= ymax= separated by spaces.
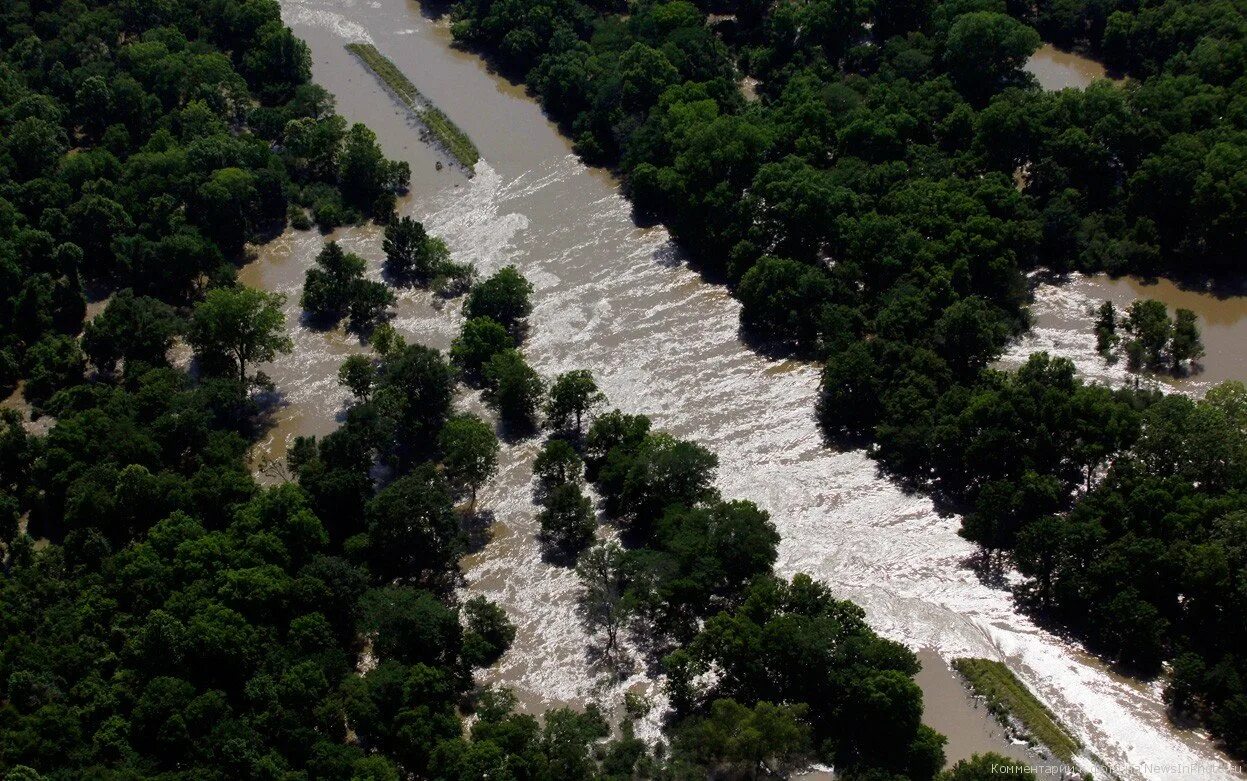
xmin=1094 ymin=300 xmax=1117 ymax=356
xmin=545 ymin=370 xmax=606 ymax=438
xmin=576 ymin=541 xmax=635 ymax=663
xmin=483 ymin=349 xmax=545 ymax=432
xmin=1171 ymin=308 xmax=1204 ymax=372
xmin=539 ymin=481 xmax=596 ymax=556
xmin=383 ymin=215 xmax=450 ymax=284
xmin=463 ymin=265 xmax=533 ymax=334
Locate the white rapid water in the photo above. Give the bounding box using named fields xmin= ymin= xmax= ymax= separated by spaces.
xmin=263 ymin=2 xmax=1245 ymax=776
xmin=1000 ymin=272 xmax=1213 ymax=399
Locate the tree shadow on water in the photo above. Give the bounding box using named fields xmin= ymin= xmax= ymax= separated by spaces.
xmin=461 ymin=507 xmax=495 ymax=554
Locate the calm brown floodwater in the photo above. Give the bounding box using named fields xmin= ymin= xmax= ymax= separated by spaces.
xmin=249 ymin=1 xmax=1244 ymax=776
xmin=1025 ymin=43 xmax=1113 ymax=91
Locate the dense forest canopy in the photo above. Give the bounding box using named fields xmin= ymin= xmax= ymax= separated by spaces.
xmin=444 ymin=0 xmax=1247 ymax=759
xmin=3 ymin=0 xmax=1247 ymax=774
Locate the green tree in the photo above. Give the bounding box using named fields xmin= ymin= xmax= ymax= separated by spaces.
xmin=22 ymin=334 xmax=84 ymax=405
xmin=545 ymin=370 xmax=606 ymax=437
xmin=943 ymin=12 xmax=1040 ymax=100
xmin=378 ymin=344 xmax=455 ymax=445
xmin=189 ymin=287 xmax=292 ymax=389
xmin=366 ymin=466 xmax=461 ymax=583
xmin=483 ymin=349 xmax=545 ymax=432
xmin=438 ymin=414 xmax=500 ymax=509
xmin=597 ymin=433 xmax=718 ymax=533
xmin=539 ymin=481 xmax=596 ymax=555
xmin=1094 ymin=300 xmax=1118 ymax=356
xmin=359 ymin=585 xmax=461 ymax=665
xmin=83 ymin=290 xmax=182 ymax=374
xmin=461 ymin=595 xmax=516 ymax=668
xmin=450 ymin=317 xmax=513 ymax=384
xmin=533 ymin=439 xmax=584 ymax=488
xmin=576 ymin=541 xmax=635 ymax=662
xmin=1171 ymin=307 xmax=1204 ymax=372
xmin=1124 ymin=299 xmax=1172 ymax=371
xmin=383 ymin=216 xmax=449 ymax=283
xmin=197 ymin=167 xmax=259 ymax=254
xmin=673 ymin=699 xmax=812 ymax=778
xmin=338 ymin=354 xmax=376 ymax=400
xmin=463 ymin=266 xmax=533 ymax=333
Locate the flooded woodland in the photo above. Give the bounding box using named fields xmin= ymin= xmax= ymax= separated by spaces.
xmin=245 ymin=2 xmax=1247 ymax=778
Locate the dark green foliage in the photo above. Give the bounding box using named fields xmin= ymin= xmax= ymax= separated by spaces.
xmin=482 ymin=348 xmax=544 ymax=431
xmin=0 ymin=0 xmax=408 ymax=405
xmin=679 ymin=574 xmax=939 ymax=778
xmin=460 ymin=595 xmax=516 ymax=668
xmin=383 ymin=216 xmax=450 ymax=284
xmin=83 ymin=290 xmax=183 ymax=375
xmin=671 ymin=699 xmax=812 ymax=777
xmin=544 ymin=369 xmax=606 ymax=436
xmin=539 ymin=481 xmax=596 ymax=554
xmin=301 ymin=242 xmax=394 ymax=332
xmin=596 ymin=431 xmax=718 ymax=534
xmin=378 ymin=344 xmax=456 ymax=445
xmin=0 ymin=2 xmax=565 ymax=779
xmin=189 ymin=287 xmax=292 ymax=389
xmin=462 ymin=265 xmax=533 ymax=333
xmin=437 ymin=414 xmax=499 ymax=507
xmin=22 ymin=334 xmax=84 ymax=405
xmin=365 ymin=466 xmax=461 ymax=585
xmin=450 ymin=316 xmax=513 ymax=383
xmin=533 ymin=438 xmax=584 ymax=487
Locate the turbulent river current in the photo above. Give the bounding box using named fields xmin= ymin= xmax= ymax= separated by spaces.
xmin=251 ymin=1 xmax=1245 ymax=777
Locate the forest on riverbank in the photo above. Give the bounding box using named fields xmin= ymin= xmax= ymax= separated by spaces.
xmin=445 ymin=0 xmax=1247 ymax=757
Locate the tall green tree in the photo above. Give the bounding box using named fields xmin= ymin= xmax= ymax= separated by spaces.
xmin=188 ymin=287 xmax=292 ymax=389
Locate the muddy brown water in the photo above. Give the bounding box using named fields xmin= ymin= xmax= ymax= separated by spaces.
xmin=251 ymin=1 xmax=1243 ymax=776
xmin=1025 ymin=43 xmax=1115 ymax=91
xmin=1004 ymin=272 xmax=1247 ymax=397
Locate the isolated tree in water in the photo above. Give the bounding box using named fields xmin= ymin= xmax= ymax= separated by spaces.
xmin=545 ymin=369 xmax=606 ymax=437
xmin=383 ymin=215 xmax=449 ymax=283
xmin=1171 ymin=308 xmax=1204 ymax=372
xmin=463 ymin=265 xmax=533 ymax=333
xmin=576 ymin=541 xmax=634 ymax=663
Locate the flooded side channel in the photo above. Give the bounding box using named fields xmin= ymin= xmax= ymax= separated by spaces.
xmin=1002 ymin=272 xmax=1247 ymax=397
xmin=1025 ymin=43 xmax=1115 ymax=90
xmin=254 ymin=1 xmax=1244 ymax=777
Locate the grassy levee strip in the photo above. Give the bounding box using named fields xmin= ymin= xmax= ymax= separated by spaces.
xmin=953 ymin=657 xmax=1082 ymax=763
xmin=345 ymin=42 xmax=480 ymax=169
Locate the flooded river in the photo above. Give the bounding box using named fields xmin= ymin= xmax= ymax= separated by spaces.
xmin=252 ymin=1 xmax=1244 ymax=777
